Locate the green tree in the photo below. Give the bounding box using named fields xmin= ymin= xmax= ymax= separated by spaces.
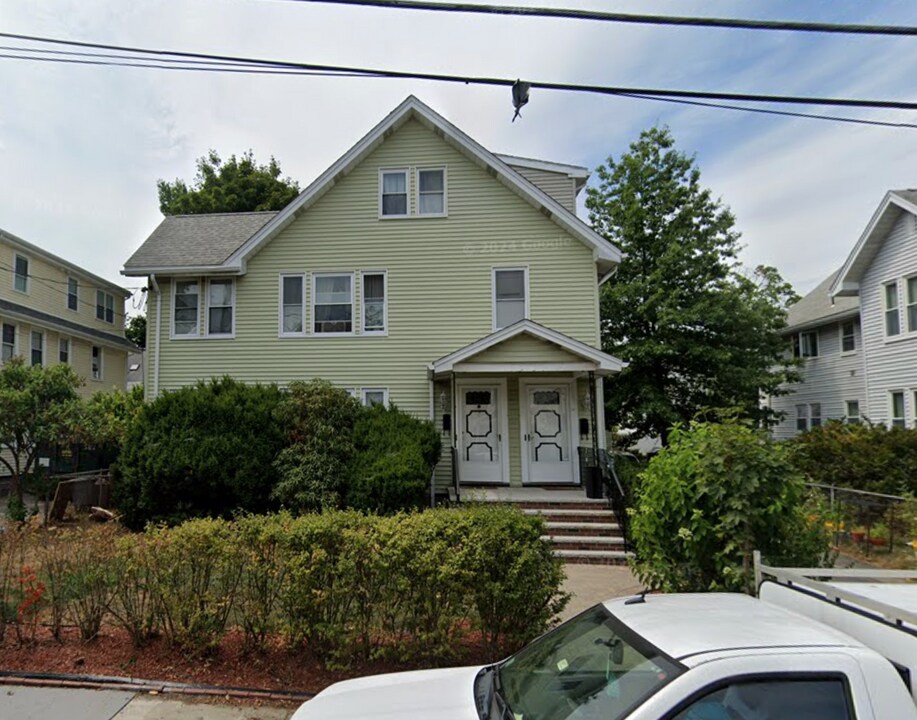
xmin=157 ymin=150 xmax=301 ymax=216
xmin=629 ymin=418 xmax=831 ymax=594
xmin=75 ymin=385 xmax=146 ymax=450
xmin=125 ymin=315 xmax=147 ymax=350
xmin=0 ymin=357 xmax=82 ymax=515
xmin=586 ymin=127 xmax=798 ymax=444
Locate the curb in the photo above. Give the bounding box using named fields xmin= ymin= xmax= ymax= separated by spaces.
xmin=0 ymin=670 xmax=315 ymax=703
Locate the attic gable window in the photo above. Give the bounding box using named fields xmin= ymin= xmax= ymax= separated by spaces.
xmin=417 ymin=168 xmax=446 ymax=215
xmin=380 ymin=169 xmax=408 ymax=217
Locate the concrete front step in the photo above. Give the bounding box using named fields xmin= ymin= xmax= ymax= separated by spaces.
xmin=554 ymin=548 xmax=632 ymax=566
xmin=507 ymin=500 xmax=609 ymax=510
xmin=543 ymin=535 xmax=626 ymax=551
xmin=543 ymin=521 xmax=621 ymax=535
xmin=526 ymin=510 xmax=617 ymax=523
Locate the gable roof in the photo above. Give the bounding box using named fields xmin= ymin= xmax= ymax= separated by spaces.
xmin=830 ymin=190 xmax=917 ymax=297
xmin=123 ymin=211 xmax=278 ymax=274
xmin=122 ymin=96 xmax=619 ymax=278
xmin=430 ymin=319 xmax=625 ymax=375
xmin=784 ymin=270 xmax=859 ymax=333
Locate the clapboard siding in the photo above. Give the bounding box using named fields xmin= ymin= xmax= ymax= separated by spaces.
xmin=505 ymin=166 xmax=577 ymax=214
xmin=150 ymin=119 xmax=601 ymax=424
xmin=860 ymin=212 xmax=917 ymax=424
xmin=771 ymin=320 xmax=866 ymax=439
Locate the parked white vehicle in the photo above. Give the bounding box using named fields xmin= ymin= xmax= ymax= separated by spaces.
xmin=292 ymin=553 xmax=917 ymax=719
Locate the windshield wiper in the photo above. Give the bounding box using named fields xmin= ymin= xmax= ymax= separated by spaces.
xmin=493 ymin=666 xmax=514 ymax=720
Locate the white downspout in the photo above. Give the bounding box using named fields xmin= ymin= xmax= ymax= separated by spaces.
xmin=149 ymin=274 xmax=162 ymax=399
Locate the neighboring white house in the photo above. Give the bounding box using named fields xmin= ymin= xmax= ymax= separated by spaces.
xmin=770 ymin=190 xmax=917 ymax=438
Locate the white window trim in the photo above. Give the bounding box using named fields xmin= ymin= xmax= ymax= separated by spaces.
xmin=205 ymin=278 xmax=236 ymax=338
xmin=796 ymin=330 xmax=818 ymax=358
xmin=13 ymin=253 xmax=29 ymax=294
xmin=1 ymin=321 xmax=17 ymax=363
xmin=415 ymin=166 xmax=448 ymax=218
xmin=278 ymin=272 xmax=307 ymax=338
xmin=906 ymin=274 xmax=917 ymax=334
xmin=361 ymin=387 xmax=389 ymax=407
xmin=845 ymin=399 xmax=861 ymax=424
xmin=840 ymin=320 xmax=856 ymax=355
xmin=311 ymin=271 xmax=355 ymax=336
xmin=30 ymin=329 xmax=44 ymax=367
xmin=343 ymin=387 xmax=358 ymax=398
xmin=96 ymin=289 xmax=115 ymax=325
xmin=59 ymin=337 xmax=70 ymax=365
xmin=492 ymin=266 xmax=530 ymax=332
xmin=890 ymin=389 xmax=906 ymax=429
xmin=170 ymin=277 xmax=202 ymax=340
xmin=379 ymin=168 xmax=410 ymax=219
xmin=360 ymin=270 xmax=388 ymax=336
xmin=67 ymin=277 xmax=79 ymax=312
xmin=91 ymin=345 xmax=103 ymax=381
xmin=884 ymin=279 xmax=901 ymax=339
xmin=912 ymin=389 xmax=917 ymax=429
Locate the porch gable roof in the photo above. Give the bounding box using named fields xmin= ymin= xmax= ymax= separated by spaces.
xmin=430 ymin=320 xmax=625 ymax=375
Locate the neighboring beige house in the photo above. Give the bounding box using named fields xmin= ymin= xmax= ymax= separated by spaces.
xmin=0 ymin=227 xmax=134 ymax=396
xmin=122 ymin=96 xmax=624 ymax=495
xmin=770 ymin=190 xmax=917 ymax=437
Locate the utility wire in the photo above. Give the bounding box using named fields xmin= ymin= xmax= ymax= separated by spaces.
xmin=0 ymin=261 xmax=133 ymax=318
xmin=4 ymin=31 xmax=917 ymax=112
xmin=285 ymin=0 xmax=917 ymax=37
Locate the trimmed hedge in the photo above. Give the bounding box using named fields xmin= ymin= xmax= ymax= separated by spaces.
xmin=0 ymin=507 xmax=568 ymax=666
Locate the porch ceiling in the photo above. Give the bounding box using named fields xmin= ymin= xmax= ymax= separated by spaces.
xmin=429 ymin=319 xmax=625 ymax=378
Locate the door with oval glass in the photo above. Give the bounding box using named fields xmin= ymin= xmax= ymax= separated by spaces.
xmin=522 ymin=382 xmax=575 ymax=484
xmin=457 ymin=383 xmax=506 ymax=483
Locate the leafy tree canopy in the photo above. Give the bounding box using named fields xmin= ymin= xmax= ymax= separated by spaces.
xmin=126 ymin=314 xmax=147 ymax=350
xmin=586 ymin=126 xmax=799 ymax=444
xmin=157 ymin=150 xmax=301 ymax=216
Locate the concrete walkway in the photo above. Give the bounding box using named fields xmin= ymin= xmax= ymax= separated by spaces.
xmin=560 ymin=563 xmax=643 ymax=620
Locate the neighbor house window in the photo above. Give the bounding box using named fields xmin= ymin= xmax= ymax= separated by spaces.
xmin=841 ymin=320 xmax=856 ymax=352
xmin=13 ymin=254 xmax=28 ymax=293
xmin=885 ymin=282 xmax=901 ymax=336
xmin=908 ymin=277 xmax=917 ymax=333
xmin=67 ymin=278 xmax=79 ymax=311
xmin=845 ymin=400 xmax=860 ymax=425
xmin=59 ymin=338 xmax=70 ymax=365
xmin=173 ymin=280 xmax=200 ymax=336
xmin=206 ymin=279 xmax=235 ymax=336
xmin=794 ymin=331 xmax=818 ymax=358
xmin=362 ymin=272 xmax=386 ymax=334
xmin=91 ymin=345 xmax=102 ymax=380
xmin=380 ymin=169 xmax=408 ymax=217
xmin=493 ymin=268 xmax=528 ymax=329
xmin=417 ymin=168 xmax=445 ymax=215
xmin=362 ymin=388 xmax=388 ymax=406
xmin=809 ymin=402 xmax=822 ymax=428
xmin=30 ymin=331 xmax=43 ymax=367
xmin=313 ymin=273 xmax=353 ymax=334
xmin=96 ymin=290 xmax=114 ymax=324
xmin=1 ymin=323 xmax=14 ymax=363
xmin=795 ymin=404 xmax=808 ymax=432
xmin=280 ymin=274 xmax=305 ymax=336
xmin=891 ymin=391 xmax=906 ymax=428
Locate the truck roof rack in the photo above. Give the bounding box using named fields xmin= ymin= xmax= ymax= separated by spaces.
xmin=753 ymin=550 xmax=917 ymax=630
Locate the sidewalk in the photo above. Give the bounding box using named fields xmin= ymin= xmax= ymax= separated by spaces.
xmin=560 ymin=563 xmax=643 ymax=620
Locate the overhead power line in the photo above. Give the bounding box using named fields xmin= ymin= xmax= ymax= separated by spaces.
xmin=285 ymin=0 xmax=917 ymax=37
xmin=2 ymin=32 xmax=917 ymax=129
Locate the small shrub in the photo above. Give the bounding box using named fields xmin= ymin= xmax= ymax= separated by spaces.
xmin=0 ymin=524 xmax=28 ymax=642
xmin=630 ymin=418 xmax=831 ymax=594
xmin=108 ymin=534 xmax=160 ymax=648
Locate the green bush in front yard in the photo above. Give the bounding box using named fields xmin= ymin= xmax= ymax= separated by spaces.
xmin=630 ymin=418 xmax=831 ymax=594
xmin=115 ymin=377 xmax=285 ymax=529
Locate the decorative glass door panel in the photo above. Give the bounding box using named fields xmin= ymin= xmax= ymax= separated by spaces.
xmin=458 ymin=385 xmax=504 ymax=483
xmin=524 ymin=384 xmax=574 ymax=484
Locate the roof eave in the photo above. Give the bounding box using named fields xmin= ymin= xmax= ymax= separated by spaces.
xmin=783 ymin=307 xmax=860 ymax=334
xmin=121 ymin=264 xmax=243 ymax=277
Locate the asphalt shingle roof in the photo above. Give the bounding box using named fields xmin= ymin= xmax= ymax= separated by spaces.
xmin=123 ymin=211 xmax=278 ymax=270
xmin=785 ymin=270 xmax=859 ymax=332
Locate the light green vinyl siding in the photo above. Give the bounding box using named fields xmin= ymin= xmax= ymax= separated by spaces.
xmin=506 ymin=165 xmax=577 ymax=214
xmin=150 ymin=118 xmax=601 ymax=421
xmin=465 ymin=333 xmax=582 ymax=364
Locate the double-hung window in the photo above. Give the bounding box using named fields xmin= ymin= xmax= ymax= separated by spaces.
xmin=493 ymin=268 xmax=528 ymax=330
xmin=1 ymin=323 xmax=14 ymax=363
xmin=13 ymin=254 xmax=28 ymax=293
xmin=793 ymin=331 xmax=818 ymax=358
xmin=59 ymin=338 xmax=70 ymax=364
xmin=313 ymin=273 xmax=353 ymax=334
xmin=207 ymin=279 xmax=234 ymax=336
xmin=841 ymin=321 xmax=856 ymax=353
xmin=380 ymin=170 xmax=408 ymax=217
xmin=417 ymin=168 xmax=445 ymax=215
xmin=91 ymin=345 xmax=102 ymax=380
xmin=795 ymin=404 xmax=808 ymax=432
xmin=96 ymin=290 xmax=114 ymax=324
xmin=885 ymin=282 xmax=901 ymax=336
xmin=280 ymin=274 xmax=305 ymax=336
xmin=845 ymin=400 xmax=860 ymax=425
xmin=362 ymin=272 xmax=386 ymax=334
xmin=173 ymin=280 xmax=200 ymax=336
xmin=30 ymin=331 xmax=43 ymax=367
xmin=891 ymin=391 xmax=906 ymax=428
xmin=67 ymin=278 xmax=79 ymax=311
xmin=362 ymin=388 xmax=388 ymax=407
xmin=809 ymin=402 xmax=822 ymax=428
xmin=908 ymin=277 xmax=917 ymax=333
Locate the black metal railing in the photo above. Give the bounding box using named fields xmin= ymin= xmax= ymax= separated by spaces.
xmin=578 ymin=447 xmax=631 ymax=552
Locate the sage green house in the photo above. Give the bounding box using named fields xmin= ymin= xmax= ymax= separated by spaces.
xmin=122 ymin=96 xmax=623 ymax=494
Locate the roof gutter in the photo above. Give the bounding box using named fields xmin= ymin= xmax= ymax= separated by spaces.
xmin=122 ymin=264 xmax=242 ymax=277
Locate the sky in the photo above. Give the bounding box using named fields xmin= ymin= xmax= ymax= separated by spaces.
xmin=2 ymin=0 xmax=917 ymax=312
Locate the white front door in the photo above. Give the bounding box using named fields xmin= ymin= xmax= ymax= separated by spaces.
xmin=522 ymin=383 xmax=575 ymax=484
xmin=457 ymin=383 xmax=507 ymax=484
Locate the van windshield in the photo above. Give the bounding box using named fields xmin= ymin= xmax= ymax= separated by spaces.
xmin=496 ymin=604 xmax=683 ymax=720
